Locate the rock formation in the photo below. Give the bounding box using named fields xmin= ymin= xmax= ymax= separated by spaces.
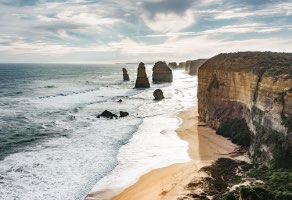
xmin=187 ymin=59 xmax=207 ymax=75
xmin=198 ymin=52 xmax=292 ymax=167
xmin=178 ymin=62 xmax=185 ymax=70
xmin=122 ymin=68 xmax=130 ymax=81
xmin=135 ymin=62 xmax=150 ymax=88
xmin=97 ymin=110 xmax=118 ymax=119
xmin=153 ymin=89 xmax=164 ymax=100
xmin=152 ymin=61 xmax=173 ymax=83
xmin=168 ymin=62 xmax=178 ymax=70
xmin=120 ymin=111 xmax=129 ymax=117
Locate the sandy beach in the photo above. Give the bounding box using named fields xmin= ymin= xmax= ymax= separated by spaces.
xmin=86 ymin=106 xmax=244 ymax=200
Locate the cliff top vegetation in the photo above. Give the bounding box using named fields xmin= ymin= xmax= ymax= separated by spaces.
xmin=201 ymin=52 xmax=292 ymax=76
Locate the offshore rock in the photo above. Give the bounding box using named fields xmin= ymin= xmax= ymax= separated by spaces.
xmin=178 ymin=62 xmax=186 ymax=70
xmin=97 ymin=110 xmax=118 ymax=119
xmin=198 ymin=52 xmax=292 ymax=167
xmin=153 ymin=89 xmax=164 ymax=100
xmin=168 ymin=62 xmax=178 ymax=70
xmin=119 ymin=111 xmax=129 ymax=117
xmin=122 ymin=68 xmax=130 ymax=81
xmin=187 ymin=59 xmax=207 ymax=75
xmin=135 ymin=62 xmax=150 ymax=88
xmin=152 ymin=61 xmax=173 ymax=83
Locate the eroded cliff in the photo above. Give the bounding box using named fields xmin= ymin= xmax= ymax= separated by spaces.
xmin=198 ymin=52 xmax=292 ymax=167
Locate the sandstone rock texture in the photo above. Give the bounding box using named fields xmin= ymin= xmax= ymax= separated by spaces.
xmin=152 ymin=61 xmax=173 ymax=82
xmin=135 ymin=62 xmax=150 ymax=88
xmin=198 ymin=52 xmax=292 ymax=167
xmin=153 ymin=89 xmax=164 ymax=100
xmin=185 ymin=59 xmax=207 ymax=75
xmin=168 ymin=62 xmax=178 ymax=70
xmin=122 ymin=68 xmax=130 ymax=81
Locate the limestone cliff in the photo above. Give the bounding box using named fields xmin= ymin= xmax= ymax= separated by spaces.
xmin=198 ymin=52 xmax=292 ymax=167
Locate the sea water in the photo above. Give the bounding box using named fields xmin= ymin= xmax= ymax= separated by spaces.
xmin=0 ymin=63 xmax=197 ymax=200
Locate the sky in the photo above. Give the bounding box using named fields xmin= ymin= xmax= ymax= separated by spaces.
xmin=0 ymin=0 xmax=291 ymax=63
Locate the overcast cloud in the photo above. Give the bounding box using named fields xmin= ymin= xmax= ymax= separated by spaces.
xmin=0 ymin=0 xmax=291 ymax=63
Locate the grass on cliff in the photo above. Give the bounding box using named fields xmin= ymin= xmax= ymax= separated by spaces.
xmin=217 ymin=119 xmax=251 ymax=147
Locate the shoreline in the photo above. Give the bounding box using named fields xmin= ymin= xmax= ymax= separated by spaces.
xmin=107 ymin=106 xmax=246 ymax=200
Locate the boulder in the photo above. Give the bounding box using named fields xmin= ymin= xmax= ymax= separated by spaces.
xmin=97 ymin=110 xmax=118 ymax=119
xmin=152 ymin=61 xmax=173 ymax=83
xmin=122 ymin=68 xmax=130 ymax=81
xmin=135 ymin=62 xmax=150 ymax=88
xmin=153 ymin=89 xmax=164 ymax=100
xmin=168 ymin=62 xmax=178 ymax=70
xmin=118 ymin=99 xmax=123 ymax=103
xmin=120 ymin=111 xmax=129 ymax=117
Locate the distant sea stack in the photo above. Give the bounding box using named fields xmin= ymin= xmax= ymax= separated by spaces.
xmin=198 ymin=52 xmax=292 ymax=168
xmin=135 ymin=62 xmax=150 ymax=88
xmin=152 ymin=61 xmax=173 ymax=83
xmin=187 ymin=59 xmax=207 ymax=75
xmin=122 ymin=68 xmax=130 ymax=81
xmin=178 ymin=62 xmax=186 ymax=70
xmin=168 ymin=62 xmax=178 ymax=70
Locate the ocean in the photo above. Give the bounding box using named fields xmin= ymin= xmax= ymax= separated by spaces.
xmin=0 ymin=63 xmax=197 ymax=200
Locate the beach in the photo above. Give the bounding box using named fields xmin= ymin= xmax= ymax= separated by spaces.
xmin=87 ymin=106 xmax=245 ymax=200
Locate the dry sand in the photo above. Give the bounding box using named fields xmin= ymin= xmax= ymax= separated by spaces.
xmin=86 ymin=106 xmax=244 ymax=200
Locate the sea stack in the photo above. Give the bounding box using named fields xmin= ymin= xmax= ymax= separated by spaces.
xmin=153 ymin=89 xmax=164 ymax=100
xmin=168 ymin=62 xmax=178 ymax=70
xmin=122 ymin=68 xmax=130 ymax=81
xmin=152 ymin=61 xmax=173 ymax=83
xmin=178 ymin=62 xmax=185 ymax=70
xmin=134 ymin=62 xmax=150 ymax=88
xmin=187 ymin=59 xmax=207 ymax=75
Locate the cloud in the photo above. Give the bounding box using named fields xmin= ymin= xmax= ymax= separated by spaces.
xmin=0 ymin=0 xmax=291 ymax=63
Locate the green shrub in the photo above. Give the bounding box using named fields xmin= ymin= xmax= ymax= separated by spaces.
xmin=217 ymin=119 xmax=251 ymax=146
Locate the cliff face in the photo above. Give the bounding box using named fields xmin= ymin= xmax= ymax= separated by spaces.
xmin=198 ymin=52 xmax=292 ymax=167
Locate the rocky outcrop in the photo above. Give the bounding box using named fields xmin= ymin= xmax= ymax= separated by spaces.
xmin=122 ymin=68 xmax=130 ymax=81
xmin=153 ymin=89 xmax=164 ymax=100
xmin=97 ymin=110 xmax=118 ymax=119
xmin=186 ymin=59 xmax=207 ymax=75
xmin=119 ymin=111 xmax=129 ymax=117
xmin=135 ymin=62 xmax=150 ymax=88
xmin=152 ymin=61 xmax=173 ymax=82
xmin=168 ymin=62 xmax=178 ymax=70
xmin=198 ymin=52 xmax=292 ymax=167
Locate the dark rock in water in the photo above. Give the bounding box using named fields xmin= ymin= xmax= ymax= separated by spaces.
xmin=168 ymin=62 xmax=178 ymax=70
xmin=44 ymin=85 xmax=56 ymax=88
xmin=118 ymin=99 xmax=123 ymax=103
xmin=135 ymin=62 xmax=150 ymax=88
xmin=153 ymin=89 xmax=164 ymax=100
xmin=122 ymin=68 xmax=130 ymax=81
xmin=97 ymin=110 xmax=118 ymax=119
xmin=152 ymin=61 xmax=173 ymax=83
xmin=120 ymin=111 xmax=129 ymax=117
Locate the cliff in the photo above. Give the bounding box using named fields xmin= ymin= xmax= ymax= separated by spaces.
xmin=198 ymin=52 xmax=292 ymax=168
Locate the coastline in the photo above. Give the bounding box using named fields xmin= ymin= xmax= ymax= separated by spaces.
xmin=105 ymin=106 xmax=247 ymax=200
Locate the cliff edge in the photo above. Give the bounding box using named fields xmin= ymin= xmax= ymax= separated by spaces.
xmin=198 ymin=52 xmax=292 ymax=168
